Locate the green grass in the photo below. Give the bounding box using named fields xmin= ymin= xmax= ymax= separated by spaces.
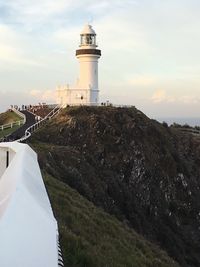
xmin=42 ymin=170 xmax=179 ymax=267
xmin=0 ymin=125 xmax=21 ymax=138
xmin=0 ymin=110 xmax=24 ymax=139
xmin=0 ymin=110 xmax=22 ymax=125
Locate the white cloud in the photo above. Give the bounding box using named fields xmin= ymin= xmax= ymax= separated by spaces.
xmin=29 ymin=90 xmax=41 ymax=97
xmin=180 ymin=95 xmax=200 ymax=105
xmin=0 ymin=24 xmax=46 ymax=67
xmin=151 ymin=89 xmax=176 ymax=103
xmin=0 ymin=0 xmax=200 ymax=117
xmin=41 ymin=90 xmax=56 ymax=101
xmin=0 ymin=24 xmax=23 ymax=64
xmin=151 ymin=89 xmax=167 ymax=103
xmin=151 ymin=89 xmax=200 ymax=105
xmin=3 ymin=0 xmax=75 ymax=21
xmin=29 ymin=89 xmax=55 ymax=101
xmin=129 ymin=75 xmax=156 ymax=87
xmin=4 ymin=0 xmax=138 ymax=18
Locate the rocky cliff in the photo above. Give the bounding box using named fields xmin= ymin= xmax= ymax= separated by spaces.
xmin=30 ymin=106 xmax=200 ymax=267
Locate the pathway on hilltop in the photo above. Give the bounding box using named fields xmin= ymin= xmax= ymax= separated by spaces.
xmin=7 ymin=110 xmax=36 ymax=141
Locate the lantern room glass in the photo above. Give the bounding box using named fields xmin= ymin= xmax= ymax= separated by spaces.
xmin=80 ymin=34 xmax=96 ymax=46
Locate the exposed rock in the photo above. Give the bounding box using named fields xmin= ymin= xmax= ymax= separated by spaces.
xmin=31 ymin=106 xmax=200 ymax=267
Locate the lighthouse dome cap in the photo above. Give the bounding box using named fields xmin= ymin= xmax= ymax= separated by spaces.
xmin=81 ymin=24 xmax=96 ymax=35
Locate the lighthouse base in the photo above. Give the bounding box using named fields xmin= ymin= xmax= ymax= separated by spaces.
xmin=56 ymin=86 xmax=99 ymax=107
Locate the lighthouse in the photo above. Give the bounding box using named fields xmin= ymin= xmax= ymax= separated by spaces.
xmin=76 ymin=24 xmax=101 ymax=104
xmin=56 ymin=24 xmax=101 ymax=106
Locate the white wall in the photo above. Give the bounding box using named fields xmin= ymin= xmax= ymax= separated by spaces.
xmin=0 ymin=142 xmax=59 ymax=267
xmin=0 ymin=147 xmax=16 ymax=180
xmin=77 ymin=55 xmax=99 ymax=90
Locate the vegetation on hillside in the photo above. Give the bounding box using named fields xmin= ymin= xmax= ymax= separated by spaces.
xmin=38 ymin=168 xmax=179 ymax=267
xmin=0 ymin=110 xmax=21 ymax=125
xmin=0 ymin=125 xmax=21 ymax=139
xmin=0 ymin=110 xmax=23 ymax=139
xmin=30 ymin=106 xmax=200 ymax=267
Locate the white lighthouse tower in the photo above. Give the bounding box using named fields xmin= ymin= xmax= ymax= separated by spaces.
xmin=56 ymin=24 xmax=101 ymax=106
xmin=76 ymin=24 xmax=101 ymax=104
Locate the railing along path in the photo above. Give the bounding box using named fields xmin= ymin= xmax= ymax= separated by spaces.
xmin=17 ymin=104 xmax=63 ymax=142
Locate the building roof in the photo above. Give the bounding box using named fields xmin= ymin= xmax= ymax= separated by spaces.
xmin=81 ymin=24 xmax=96 ymax=35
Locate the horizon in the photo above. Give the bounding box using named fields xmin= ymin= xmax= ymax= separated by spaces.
xmin=0 ymin=0 xmax=200 ymax=118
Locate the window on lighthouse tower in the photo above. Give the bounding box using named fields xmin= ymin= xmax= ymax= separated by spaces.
xmin=80 ymin=34 xmax=96 ymax=46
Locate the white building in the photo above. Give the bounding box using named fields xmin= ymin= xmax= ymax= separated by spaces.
xmin=56 ymin=24 xmax=101 ymax=106
xmin=0 ymin=142 xmax=62 ymax=267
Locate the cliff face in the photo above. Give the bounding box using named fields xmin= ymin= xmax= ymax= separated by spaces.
xmin=30 ymin=106 xmax=200 ymax=267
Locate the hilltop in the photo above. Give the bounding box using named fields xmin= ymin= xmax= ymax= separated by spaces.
xmin=0 ymin=110 xmax=21 ymax=125
xmin=30 ymin=106 xmax=200 ymax=267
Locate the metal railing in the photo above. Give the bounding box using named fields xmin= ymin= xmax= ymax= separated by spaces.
xmin=59 ymin=102 xmax=135 ymax=108
xmin=17 ymin=104 xmax=63 ymax=143
xmin=57 ymin=237 xmax=64 ymax=267
xmin=15 ymin=103 xmax=136 ymax=143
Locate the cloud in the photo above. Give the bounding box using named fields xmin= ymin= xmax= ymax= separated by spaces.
xmin=0 ymin=24 xmax=23 ymax=64
xmin=151 ymin=89 xmax=167 ymax=103
xmin=180 ymin=95 xmax=200 ymax=105
xmin=129 ymin=75 xmax=156 ymax=87
xmin=29 ymin=90 xmax=41 ymax=97
xmin=87 ymin=0 xmax=138 ymax=16
xmin=151 ymin=89 xmax=200 ymax=105
xmin=29 ymin=89 xmax=56 ymax=101
xmin=3 ymin=0 xmax=138 ymax=19
xmin=0 ymin=24 xmax=47 ymax=67
xmin=151 ymin=89 xmax=176 ymax=103
xmin=2 ymin=0 xmax=75 ymax=22
xmin=0 ymin=0 xmax=200 ymax=117
xmin=0 ymin=88 xmax=57 ymax=113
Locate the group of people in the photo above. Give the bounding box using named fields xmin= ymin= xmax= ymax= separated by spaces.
xmin=10 ymin=103 xmax=47 ymax=112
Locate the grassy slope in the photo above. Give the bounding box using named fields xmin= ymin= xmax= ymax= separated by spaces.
xmin=0 ymin=110 xmax=21 ymax=125
xmin=44 ymin=170 xmax=179 ymax=267
xmin=0 ymin=111 xmax=22 ymax=138
xmin=32 ymin=143 xmax=179 ymax=267
xmin=29 ymin=106 xmax=200 ymax=267
xmin=0 ymin=125 xmax=21 ymax=138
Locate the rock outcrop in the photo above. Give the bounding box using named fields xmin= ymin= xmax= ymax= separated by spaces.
xmin=31 ymin=106 xmax=200 ymax=267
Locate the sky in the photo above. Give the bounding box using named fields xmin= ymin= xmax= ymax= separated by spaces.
xmin=0 ymin=0 xmax=200 ymax=118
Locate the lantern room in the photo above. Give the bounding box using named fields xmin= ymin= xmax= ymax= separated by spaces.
xmin=80 ymin=24 xmax=97 ymax=47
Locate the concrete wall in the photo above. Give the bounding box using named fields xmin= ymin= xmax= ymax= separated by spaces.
xmin=0 ymin=142 xmax=59 ymax=267
xmin=0 ymin=147 xmax=16 ymax=178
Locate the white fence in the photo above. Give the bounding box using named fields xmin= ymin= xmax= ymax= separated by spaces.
xmin=17 ymin=104 xmax=62 ymax=142
xmin=0 ymin=120 xmax=24 ymax=131
xmin=61 ymin=102 xmax=134 ymax=108
xmin=0 ymin=142 xmax=63 ymax=267
xmin=11 ymin=107 xmax=26 ymax=123
xmin=0 ymin=108 xmax=26 ymax=132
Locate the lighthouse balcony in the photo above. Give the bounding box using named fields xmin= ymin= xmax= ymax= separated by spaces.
xmin=76 ymin=49 xmax=101 ymax=56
